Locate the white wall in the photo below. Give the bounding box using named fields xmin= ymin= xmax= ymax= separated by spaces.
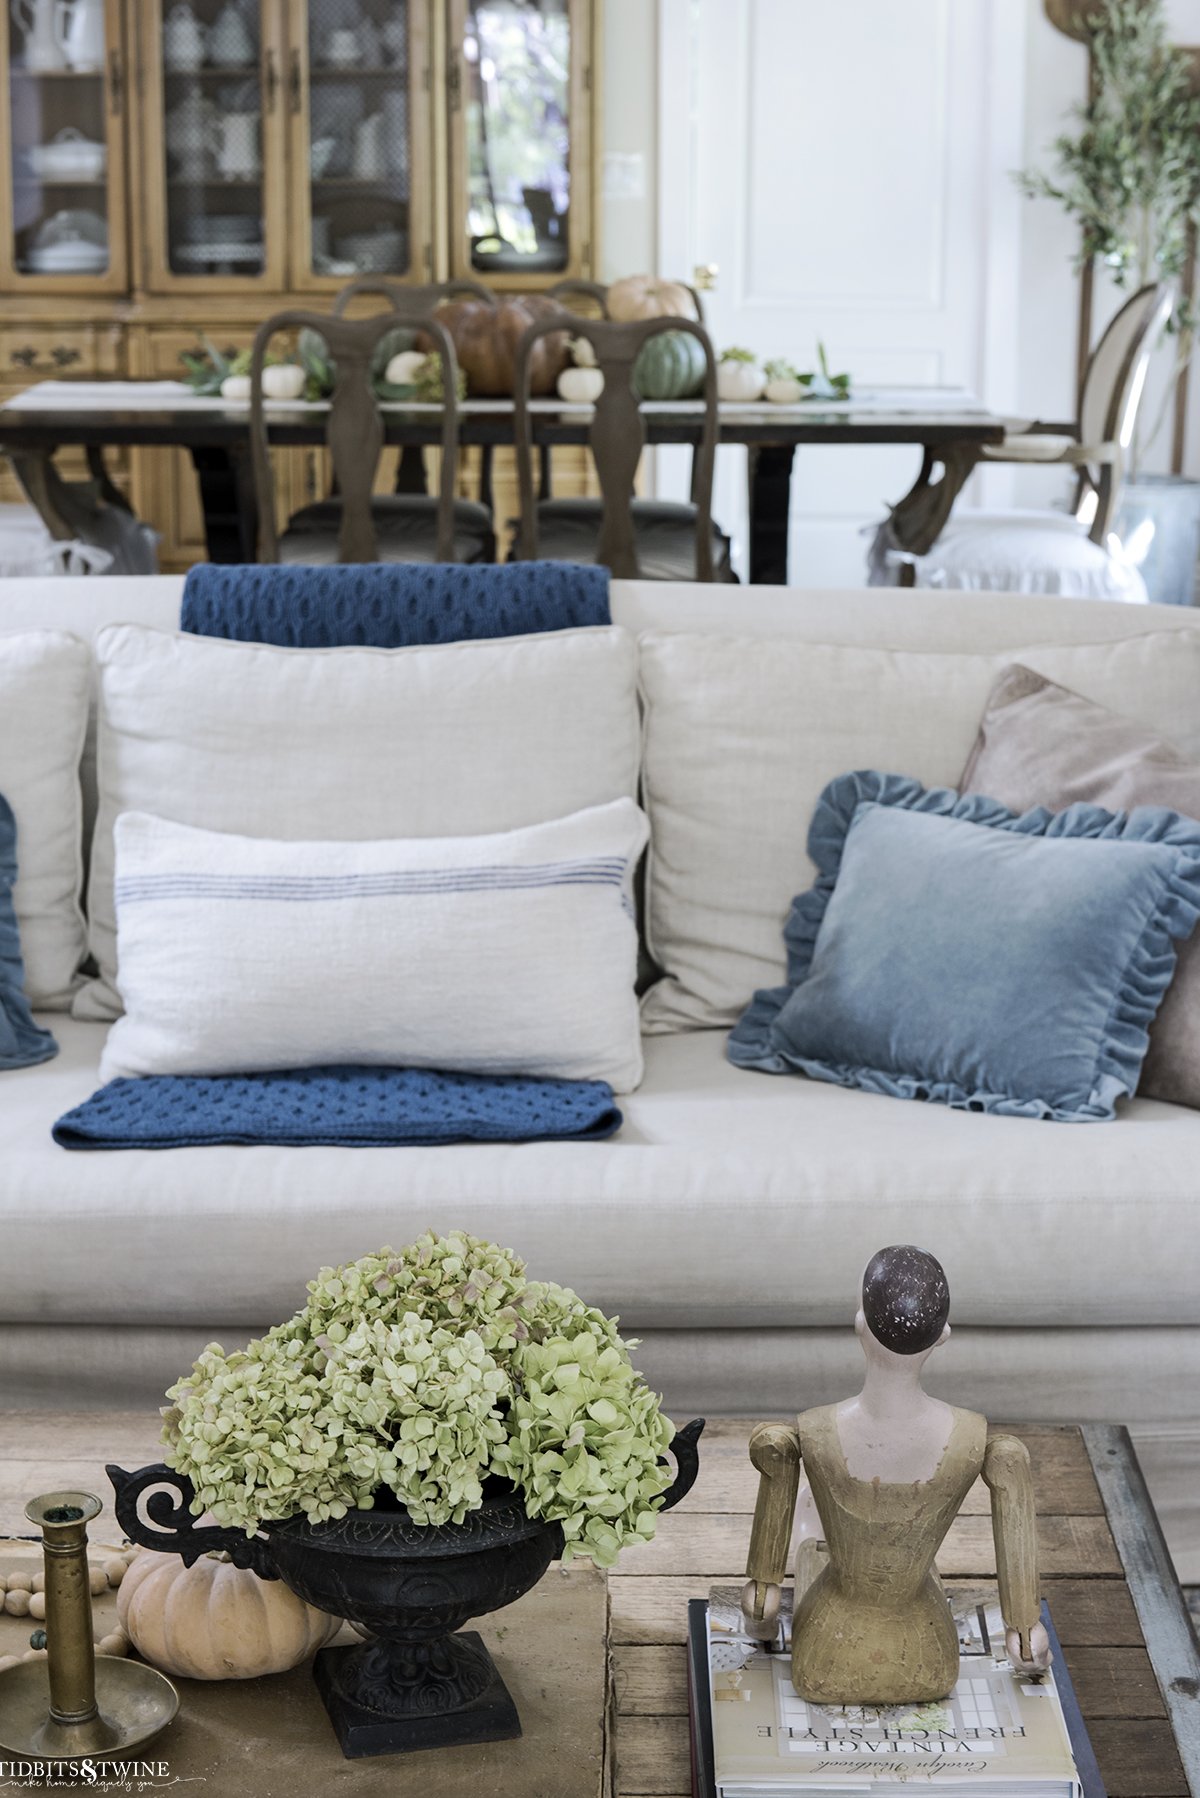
xmin=597 ymin=0 xmax=658 ymax=279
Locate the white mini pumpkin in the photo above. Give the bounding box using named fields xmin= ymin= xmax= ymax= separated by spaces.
xmin=557 ymin=365 xmax=604 ymax=403
xmin=717 ymin=359 xmax=765 ymax=403
xmin=260 ymin=363 xmax=306 ymax=401
xmin=384 ymin=349 xmax=429 ymax=388
xmin=219 ymin=373 xmax=252 ymax=403
xmin=765 ymin=375 xmax=807 ymax=405
xmin=117 ymin=1549 xmax=341 ymax=1680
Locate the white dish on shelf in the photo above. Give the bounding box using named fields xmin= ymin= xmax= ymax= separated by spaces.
xmin=24 ymin=245 xmax=108 ymax=272
xmin=173 ymin=239 xmax=265 ymax=264
xmin=27 ymin=128 xmax=107 ymax=181
xmin=180 ymin=213 xmax=259 ymax=243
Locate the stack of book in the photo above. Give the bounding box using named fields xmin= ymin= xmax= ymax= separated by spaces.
xmin=686 ymin=1587 xmax=1104 ymax=1798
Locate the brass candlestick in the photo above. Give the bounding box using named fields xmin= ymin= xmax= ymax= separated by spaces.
xmin=0 ymin=1490 xmax=178 ymax=1764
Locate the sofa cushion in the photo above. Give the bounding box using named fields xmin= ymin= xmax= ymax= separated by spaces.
xmin=961 ymin=666 xmax=1200 ymax=1110
xmin=0 ymin=795 xmax=58 ymax=1068
xmin=77 ymin=623 xmax=640 ymax=1021
xmin=100 ymin=801 xmax=647 ymax=1089
xmin=6 ymin=1018 xmax=1198 ymax=1336
xmin=638 ymin=631 xmax=1200 ymax=1033
xmin=0 ymin=631 xmax=89 ymax=1009
xmin=728 ymin=773 xmax=1200 ymax=1122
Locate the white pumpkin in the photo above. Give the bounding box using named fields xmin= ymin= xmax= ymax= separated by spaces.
xmin=717 ymin=359 xmax=765 ymax=403
xmin=607 ymin=275 xmax=697 ymax=322
xmin=764 ymin=375 xmax=807 ymax=405
xmin=260 ymin=363 xmax=306 ymax=401
xmin=117 ymin=1549 xmax=341 ymax=1680
xmin=384 ymin=350 xmax=429 ymax=387
xmin=557 ymin=365 xmax=604 ymax=403
xmin=219 ymin=373 xmax=252 ymax=403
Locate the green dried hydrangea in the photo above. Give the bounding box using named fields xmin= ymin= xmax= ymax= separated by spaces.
xmin=162 ymin=1231 xmax=675 ymax=1567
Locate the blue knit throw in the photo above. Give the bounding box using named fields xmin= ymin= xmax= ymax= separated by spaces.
xmin=180 ymin=561 xmax=611 ymax=648
xmin=53 ymin=1065 xmax=622 ymax=1151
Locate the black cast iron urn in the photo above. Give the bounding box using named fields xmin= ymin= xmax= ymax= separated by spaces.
xmin=108 ymin=1418 xmax=703 ymax=1759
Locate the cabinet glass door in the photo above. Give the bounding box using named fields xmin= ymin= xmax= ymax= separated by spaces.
xmin=290 ymin=0 xmax=431 ymax=290
xmin=143 ymin=0 xmax=285 ymax=290
xmin=448 ymin=0 xmax=592 ymax=286
xmin=1 ymin=0 xmax=127 ymax=290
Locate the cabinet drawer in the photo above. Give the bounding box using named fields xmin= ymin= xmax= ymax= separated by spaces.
xmin=0 ymin=328 xmax=121 ymax=384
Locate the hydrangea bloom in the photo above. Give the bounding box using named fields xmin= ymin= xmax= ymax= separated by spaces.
xmin=163 ymin=1231 xmax=675 ymax=1566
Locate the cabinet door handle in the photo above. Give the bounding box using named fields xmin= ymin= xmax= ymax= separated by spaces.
xmin=447 ymin=58 xmax=461 ymax=110
xmin=288 ymin=47 xmax=302 ymax=112
xmin=109 ymin=47 xmax=123 ymax=115
xmin=264 ymin=47 xmax=278 ymax=113
xmin=10 ymin=348 xmax=37 ymax=367
xmin=51 ymin=347 xmax=81 ymax=367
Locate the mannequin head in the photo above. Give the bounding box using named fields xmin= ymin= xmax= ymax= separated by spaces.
xmin=855 ymin=1244 xmax=950 ymax=1368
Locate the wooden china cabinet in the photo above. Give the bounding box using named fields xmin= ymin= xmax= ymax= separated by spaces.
xmin=0 ymin=0 xmax=599 ymax=568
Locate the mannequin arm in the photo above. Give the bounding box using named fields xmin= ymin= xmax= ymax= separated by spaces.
xmin=741 ymin=1422 xmax=801 ymax=1640
xmin=983 ymin=1433 xmax=1050 ymax=1675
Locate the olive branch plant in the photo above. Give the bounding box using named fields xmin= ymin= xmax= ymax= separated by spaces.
xmin=1017 ymin=0 xmax=1200 ymax=466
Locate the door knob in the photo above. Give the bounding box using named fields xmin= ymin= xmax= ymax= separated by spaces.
xmin=693 ymin=262 xmax=719 ymax=291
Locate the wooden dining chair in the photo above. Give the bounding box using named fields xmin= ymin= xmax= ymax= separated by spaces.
xmin=248 ymin=302 xmax=494 ymax=565
xmin=512 ymin=313 xmax=732 ymax=582
xmin=331 ymin=277 xmax=498 ymax=508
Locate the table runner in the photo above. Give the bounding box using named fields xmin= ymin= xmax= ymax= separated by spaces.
xmin=3 ymin=379 xmax=986 ymax=420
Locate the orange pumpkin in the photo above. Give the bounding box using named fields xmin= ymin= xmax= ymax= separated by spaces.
xmin=431 ymin=295 xmax=569 ymax=397
xmin=607 ymin=276 xmax=698 ymax=323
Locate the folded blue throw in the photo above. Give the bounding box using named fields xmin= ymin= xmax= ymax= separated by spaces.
xmin=180 ymin=561 xmax=611 ymax=648
xmin=52 ymin=1065 xmax=623 ymax=1151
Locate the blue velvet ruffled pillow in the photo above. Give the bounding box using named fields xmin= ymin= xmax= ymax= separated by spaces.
xmin=728 ymin=771 xmax=1200 ymax=1123
xmin=0 ymin=793 xmax=57 ymax=1070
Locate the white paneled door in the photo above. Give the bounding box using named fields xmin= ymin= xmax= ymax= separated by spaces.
xmin=657 ymin=0 xmax=1026 ymax=584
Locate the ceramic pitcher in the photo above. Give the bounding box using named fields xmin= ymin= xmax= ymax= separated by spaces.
xmin=213 ymin=111 xmax=259 ymax=179
xmin=10 ymin=0 xmax=66 ymax=70
xmin=53 ymin=0 xmax=104 ymax=70
xmin=163 ymin=2 xmax=206 ymax=71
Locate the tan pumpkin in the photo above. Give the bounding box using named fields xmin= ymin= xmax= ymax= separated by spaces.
xmin=117 ymin=1549 xmax=341 ymax=1680
xmin=430 ymin=295 xmax=569 ymax=397
xmin=607 ymin=275 xmax=698 ymax=322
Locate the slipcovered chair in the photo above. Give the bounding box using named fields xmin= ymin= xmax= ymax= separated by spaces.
xmin=248 ymin=296 xmax=495 ymax=565
xmin=875 ymin=283 xmax=1173 ymax=601
xmin=511 ymin=313 xmax=734 ymax=582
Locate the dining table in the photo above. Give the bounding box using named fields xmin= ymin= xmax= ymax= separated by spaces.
xmin=0 ymin=380 xmax=1005 ymax=582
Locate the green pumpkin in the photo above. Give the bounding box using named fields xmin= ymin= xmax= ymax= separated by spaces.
xmin=632 ymin=330 xmax=707 ymax=400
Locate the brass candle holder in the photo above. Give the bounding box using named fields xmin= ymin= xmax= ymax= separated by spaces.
xmin=0 ymin=1490 xmax=178 ymax=1764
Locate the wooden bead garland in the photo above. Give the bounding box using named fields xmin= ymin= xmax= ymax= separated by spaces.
xmin=0 ymin=1543 xmax=138 ymax=1672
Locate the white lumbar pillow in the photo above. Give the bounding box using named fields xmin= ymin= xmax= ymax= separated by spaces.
xmin=78 ymin=623 xmax=641 ymax=1022
xmin=100 ymin=800 xmax=648 ymax=1090
xmin=638 ymin=628 xmax=1200 ymax=1033
xmin=0 ymin=630 xmax=90 ymax=1009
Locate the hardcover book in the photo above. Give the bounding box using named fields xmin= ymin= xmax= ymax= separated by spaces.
xmin=687 ymin=1585 xmax=1104 ymax=1798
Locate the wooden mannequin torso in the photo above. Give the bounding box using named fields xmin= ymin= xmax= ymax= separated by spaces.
xmin=790 ymin=1403 xmax=987 ymax=1703
xmin=741 ymin=1253 xmax=1048 ymax=1706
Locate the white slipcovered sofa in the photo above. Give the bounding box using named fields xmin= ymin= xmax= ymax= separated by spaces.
xmin=1 ymin=577 xmax=1197 ymax=1579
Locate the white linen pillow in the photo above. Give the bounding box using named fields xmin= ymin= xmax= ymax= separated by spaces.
xmin=0 ymin=630 xmax=89 ymax=1008
xmin=79 ymin=623 xmax=640 ymax=1022
xmin=100 ymin=802 xmax=648 ymax=1090
xmin=638 ymin=629 xmax=1200 ymax=1033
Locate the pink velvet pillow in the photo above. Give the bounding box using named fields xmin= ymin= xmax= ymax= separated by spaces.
xmin=960 ymin=665 xmax=1200 ymax=1108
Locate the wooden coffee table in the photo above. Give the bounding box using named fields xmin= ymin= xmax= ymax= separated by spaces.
xmin=2 ymin=1417 xmax=1197 ymax=1797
